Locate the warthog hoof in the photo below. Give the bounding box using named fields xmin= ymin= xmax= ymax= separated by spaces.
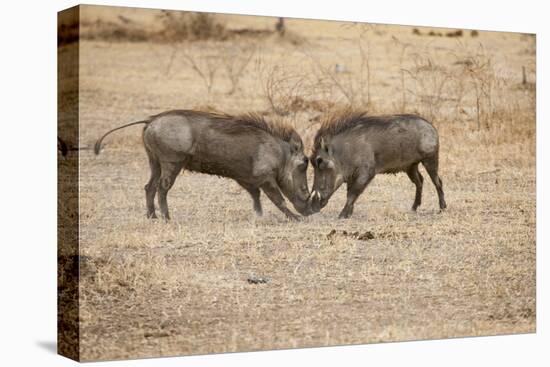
xmin=338 ymin=211 xmax=352 ymax=219
xmin=286 ymin=212 xmax=301 ymax=221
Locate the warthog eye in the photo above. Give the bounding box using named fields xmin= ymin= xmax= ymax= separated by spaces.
xmin=316 ymin=157 xmax=323 ymax=167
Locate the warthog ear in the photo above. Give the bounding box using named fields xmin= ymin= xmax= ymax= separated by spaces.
xmin=319 ymin=137 xmax=333 ymax=156
xmin=289 ymin=132 xmax=303 ymax=153
xmin=320 ymin=137 xmax=327 ymax=151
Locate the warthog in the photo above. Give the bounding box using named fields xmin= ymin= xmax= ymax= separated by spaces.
xmin=94 ymin=110 xmax=312 ymax=220
xmin=310 ymin=111 xmax=447 ymax=218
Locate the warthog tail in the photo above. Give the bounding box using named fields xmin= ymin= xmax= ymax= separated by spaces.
xmin=94 ymin=120 xmax=149 ymax=155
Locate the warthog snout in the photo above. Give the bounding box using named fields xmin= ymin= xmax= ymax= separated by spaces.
xmin=292 ymin=192 xmax=315 ymax=216
xmin=308 ymin=190 xmax=325 ymax=214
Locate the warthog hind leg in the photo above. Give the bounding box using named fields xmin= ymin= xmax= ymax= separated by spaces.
xmin=145 ymin=153 xmax=161 ymax=219
xmin=158 ymin=161 xmax=183 ymax=220
xmin=406 ymin=163 xmax=424 ymax=211
xmin=421 ymin=156 xmax=447 ymax=210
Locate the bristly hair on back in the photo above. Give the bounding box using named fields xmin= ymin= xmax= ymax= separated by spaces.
xmin=315 ymin=109 xmax=369 ymax=138
xmin=313 ymin=109 xmax=400 ymax=153
xmin=227 ymin=112 xmax=297 ymax=143
xmin=150 ymin=109 xmax=297 ymax=143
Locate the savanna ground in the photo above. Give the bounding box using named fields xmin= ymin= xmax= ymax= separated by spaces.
xmin=59 ymin=5 xmax=535 ymax=361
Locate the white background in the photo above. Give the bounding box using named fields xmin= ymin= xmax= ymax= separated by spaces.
xmin=0 ymin=0 xmax=547 ymax=365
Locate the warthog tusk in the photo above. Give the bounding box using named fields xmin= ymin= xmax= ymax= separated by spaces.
xmin=309 ymin=190 xmax=317 ymax=201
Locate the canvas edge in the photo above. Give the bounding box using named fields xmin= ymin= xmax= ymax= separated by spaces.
xmin=57 ymin=4 xmax=81 ymax=362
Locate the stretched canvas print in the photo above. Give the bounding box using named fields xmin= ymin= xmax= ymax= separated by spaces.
xmin=58 ymin=4 xmax=536 ymax=362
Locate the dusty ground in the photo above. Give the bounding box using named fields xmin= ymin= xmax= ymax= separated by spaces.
xmin=64 ymin=5 xmax=535 ymax=361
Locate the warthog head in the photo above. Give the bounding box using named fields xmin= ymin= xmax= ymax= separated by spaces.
xmin=278 ymin=132 xmax=313 ymax=216
xmin=309 ymin=137 xmax=344 ymax=213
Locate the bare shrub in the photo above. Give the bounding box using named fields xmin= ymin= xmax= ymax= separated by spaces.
xmin=391 ymin=36 xmax=412 ymax=112
xmin=403 ymin=53 xmax=455 ymax=123
xmin=451 ymin=45 xmax=505 ymax=130
xmin=262 ymin=65 xmax=308 ymax=116
xmin=393 ymin=39 xmax=494 ymax=127
xmin=395 ymin=40 xmax=534 ymax=142
xmin=275 ymin=17 xmax=285 ymax=36
xmin=79 ymin=19 xmax=148 ymax=43
xmin=357 ymin=25 xmax=373 ymax=108
xmin=304 ymin=25 xmax=373 ymax=110
xmin=78 ymin=10 xmax=284 ymax=44
xmin=221 ymin=44 xmax=257 ymax=94
xmin=181 ymin=47 xmax=221 ymax=95
xmin=256 ymin=58 xmax=335 ymax=117
xmin=157 ymin=10 xmax=227 ymax=41
xmin=170 ymin=43 xmax=256 ymax=96
xmin=463 ymin=53 xmax=496 ymax=130
xmin=446 ymin=29 xmax=463 ymax=38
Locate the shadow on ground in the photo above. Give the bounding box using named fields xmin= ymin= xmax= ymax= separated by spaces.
xmin=36 ymin=340 xmax=57 ymax=354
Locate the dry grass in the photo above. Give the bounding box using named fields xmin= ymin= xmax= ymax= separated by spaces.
xmin=68 ymin=5 xmax=535 ymax=362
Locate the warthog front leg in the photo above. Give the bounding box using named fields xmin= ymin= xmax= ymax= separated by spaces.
xmin=260 ymin=180 xmax=300 ymax=221
xmin=339 ymin=167 xmax=375 ymax=219
xmin=238 ymin=182 xmax=262 ymax=216
xmin=158 ymin=161 xmax=182 ymax=220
